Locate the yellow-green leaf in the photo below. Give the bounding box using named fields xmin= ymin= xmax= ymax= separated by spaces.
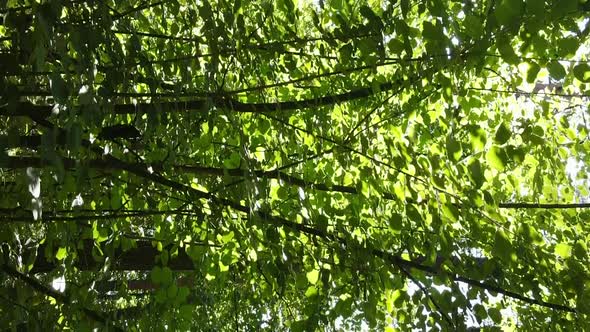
xmin=306 ymin=270 xmax=319 ymax=284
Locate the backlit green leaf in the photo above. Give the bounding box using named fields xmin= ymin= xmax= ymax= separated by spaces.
xmin=306 ymin=270 xmax=319 ymax=284
xmin=555 ymin=243 xmax=572 ymax=259
xmin=55 ymin=247 xmax=67 ymax=260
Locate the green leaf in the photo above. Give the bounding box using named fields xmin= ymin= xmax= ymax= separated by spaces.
xmin=390 ymin=213 xmax=403 ymax=233
xmin=526 ymin=0 xmax=544 ymax=16
xmin=50 ymin=73 xmax=69 ymax=103
xmin=305 ymin=286 xmax=318 ymax=298
xmin=574 ymin=241 xmax=588 ymax=260
xmin=558 ymin=37 xmax=579 ymax=57
xmin=473 ymin=303 xmax=488 ymax=321
xmin=486 ymin=146 xmax=508 ymax=171
xmin=492 ymin=230 xmax=515 ymax=262
xmin=525 ymin=0 xmax=545 ymax=29
xmin=248 ymin=248 xmax=257 ymax=261
xmin=547 ymin=61 xmax=566 ymax=80
xmin=55 ymin=247 xmax=67 ymax=260
xmin=468 ymin=159 xmax=484 ymax=189
xmin=223 ymin=152 xmax=241 ymax=168
xmin=306 ymin=270 xmax=319 ymax=284
xmin=446 ymin=135 xmax=462 ymax=161
xmin=155 ymin=289 xmax=167 ymax=304
xmin=111 ymin=187 xmax=122 ymax=209
xmin=463 ymin=15 xmax=482 ymax=38
xmin=526 ymin=62 xmax=540 ymax=83
xmin=151 ymin=266 xmax=163 ymax=284
xmin=422 ymin=21 xmax=442 ymax=41
xmin=576 ymin=285 xmax=590 ymax=314
xmin=406 ymin=204 xmax=422 ymax=223
xmin=495 ymin=0 xmax=523 ymax=26
xmin=167 ymin=284 xmax=178 ymax=299
xmin=276 ymin=186 xmax=289 ymax=199
xmin=505 ymin=145 xmax=526 ymax=163
xmin=67 ymin=122 xmax=82 ymax=154
xmin=161 ymin=250 xmax=169 ymax=266
xmin=494 ymin=122 xmax=511 ymax=144
xmin=488 ymin=307 xmax=502 ymax=323
xmin=519 ymin=224 xmax=543 ymax=244
xmin=555 ymin=243 xmax=571 ymax=259
xmin=469 ymin=125 xmax=487 ymax=151
xmin=359 ymin=5 xmax=382 ymax=30
xmin=441 ymin=203 xmax=459 ymax=222
xmin=179 ymin=304 xmax=193 ymax=319
xmin=387 ymin=38 xmax=405 ymax=55
xmin=92 ymin=223 xmax=108 ymax=242
xmin=161 ymin=267 xmax=173 ymax=284
xmin=497 ymin=38 xmax=519 ymax=65
xmin=573 ymin=64 xmax=590 ymax=83
xmin=176 ymin=286 xmax=190 ymax=304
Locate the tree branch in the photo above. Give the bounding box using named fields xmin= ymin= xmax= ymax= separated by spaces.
xmin=0 ymin=207 xmax=202 ymax=223
xmin=2 ymin=75 xmax=408 ymax=118
xmin=1 ymin=263 xmax=124 ymax=331
xmin=499 ymin=202 xmax=590 ymax=209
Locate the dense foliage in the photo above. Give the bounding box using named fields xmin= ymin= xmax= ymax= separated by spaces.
xmin=2 ymin=0 xmax=590 ymax=330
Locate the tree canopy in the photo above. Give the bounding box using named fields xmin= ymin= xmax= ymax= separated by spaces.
xmin=2 ymin=0 xmax=590 ymax=330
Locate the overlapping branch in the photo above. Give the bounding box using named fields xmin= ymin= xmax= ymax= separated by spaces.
xmin=5 ymin=153 xmax=574 ymax=313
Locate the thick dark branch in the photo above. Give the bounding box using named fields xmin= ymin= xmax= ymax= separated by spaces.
xmin=0 ymin=156 xmax=114 ymax=169
xmin=499 ymin=202 xmax=590 ymax=209
xmin=112 ymin=29 xmax=376 ymax=49
xmin=112 ymin=29 xmax=204 ymax=43
xmin=172 ymin=164 xmax=396 ymax=199
xmin=1 ymin=264 xmax=67 ymax=301
xmin=13 ymin=61 xmax=394 ymax=97
xmin=225 ymin=61 xmax=397 ymax=94
xmin=453 ymin=275 xmax=574 ymax=312
xmin=1 ymin=127 xmax=138 ymax=152
xmin=0 ymin=207 xmax=201 ymax=223
xmin=0 ymin=156 xmax=395 ymax=200
xmin=223 ymin=79 xmax=402 ymax=112
xmin=1 ymin=264 xmax=123 ymax=331
xmin=370 ymin=245 xmax=575 ymax=313
xmin=468 ymin=87 xmax=587 ymax=99
xmin=2 ymin=77 xmax=407 ymax=118
xmin=0 ymin=135 xmax=48 ymax=149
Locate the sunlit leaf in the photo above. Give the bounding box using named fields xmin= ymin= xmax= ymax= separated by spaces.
xmin=306 ymin=270 xmax=319 ymax=285
xmin=55 ymin=247 xmax=67 ymax=260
